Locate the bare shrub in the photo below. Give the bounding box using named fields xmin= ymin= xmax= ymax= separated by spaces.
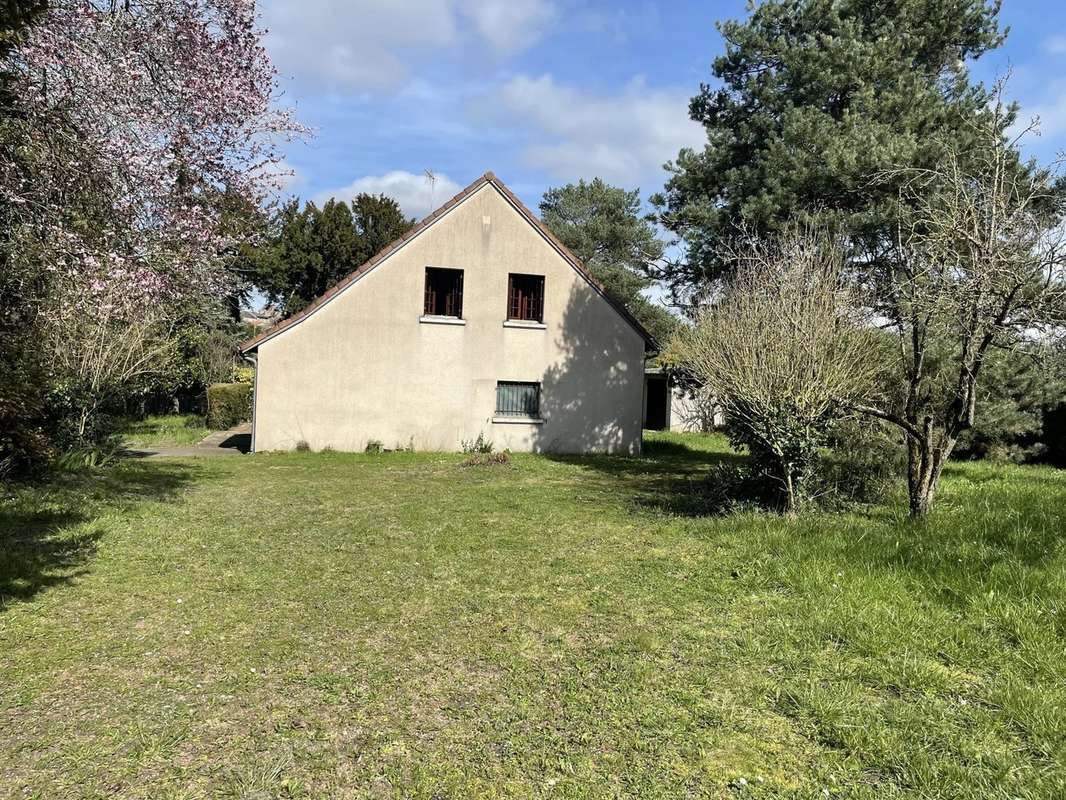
xmin=673 ymin=227 xmax=877 ymax=513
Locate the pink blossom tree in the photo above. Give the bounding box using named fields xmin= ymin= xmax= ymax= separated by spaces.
xmin=2 ymin=0 xmax=306 ymax=444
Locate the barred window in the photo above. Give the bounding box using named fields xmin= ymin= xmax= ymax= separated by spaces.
xmin=424 ymin=267 xmax=464 ymax=317
xmin=495 ymin=381 xmax=541 ymax=418
xmin=507 ymin=274 xmax=544 ymax=322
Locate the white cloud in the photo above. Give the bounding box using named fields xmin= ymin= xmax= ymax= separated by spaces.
xmin=263 ymin=1 xmax=458 ymax=88
xmin=261 ymin=0 xmax=554 ymax=89
xmin=461 ymin=0 xmax=557 ymax=55
xmin=1044 ymin=34 xmax=1066 ymax=55
xmin=487 ymin=74 xmax=705 ymax=185
xmin=314 ymin=170 xmax=464 ymax=219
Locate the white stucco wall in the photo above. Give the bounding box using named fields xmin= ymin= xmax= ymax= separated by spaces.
xmin=669 ymin=386 xmax=723 ymax=433
xmin=251 ymin=182 xmax=647 ymax=454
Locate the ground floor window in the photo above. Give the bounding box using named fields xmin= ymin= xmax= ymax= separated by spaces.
xmin=496 ymin=381 xmax=541 ymax=418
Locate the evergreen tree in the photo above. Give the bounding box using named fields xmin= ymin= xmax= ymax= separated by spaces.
xmin=540 ymin=179 xmax=678 ymax=344
xmin=652 ymin=0 xmax=1006 ymax=298
xmin=0 ymin=0 xmax=50 ymax=475
xmin=250 ymin=194 xmax=413 ymax=314
xmin=351 ymin=193 xmax=413 ymax=265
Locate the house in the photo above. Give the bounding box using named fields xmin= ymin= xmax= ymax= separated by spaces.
xmin=643 ymin=368 xmax=723 ymax=433
xmin=240 ymin=304 xmax=281 ymax=330
xmin=239 ymin=172 xmax=654 ymax=454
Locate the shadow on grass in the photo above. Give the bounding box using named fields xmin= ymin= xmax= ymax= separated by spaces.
xmin=545 ymin=434 xmax=749 ymax=517
xmin=0 ymin=462 xmax=200 ymax=609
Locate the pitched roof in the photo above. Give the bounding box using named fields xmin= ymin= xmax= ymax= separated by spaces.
xmin=239 ymin=171 xmax=656 ymax=353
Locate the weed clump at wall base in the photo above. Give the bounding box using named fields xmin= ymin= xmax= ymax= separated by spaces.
xmin=461 ymin=451 xmax=510 ymax=467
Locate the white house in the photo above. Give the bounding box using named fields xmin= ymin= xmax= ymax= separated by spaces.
xmin=240 ymin=172 xmax=654 ymax=454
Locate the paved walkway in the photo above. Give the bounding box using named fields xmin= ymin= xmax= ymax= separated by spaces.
xmin=126 ymin=423 xmax=252 ymax=459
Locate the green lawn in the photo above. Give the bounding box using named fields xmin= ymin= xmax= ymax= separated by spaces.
xmin=121 ymin=414 xmax=212 ymax=448
xmin=1 ymin=433 xmax=1064 ymax=799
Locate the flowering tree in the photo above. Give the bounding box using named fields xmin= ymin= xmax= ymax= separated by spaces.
xmin=12 ymin=0 xmax=303 ymax=293
xmin=1 ymin=0 xmax=304 ymax=447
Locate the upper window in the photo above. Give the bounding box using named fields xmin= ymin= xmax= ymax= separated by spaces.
xmin=507 ymin=273 xmax=545 ymax=323
xmin=424 ymin=267 xmax=464 ymax=318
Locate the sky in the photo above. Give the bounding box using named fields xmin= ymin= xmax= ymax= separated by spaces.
xmin=261 ymin=0 xmax=1066 ymax=221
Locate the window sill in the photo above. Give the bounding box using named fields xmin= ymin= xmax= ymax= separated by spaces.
xmin=491 ymin=416 xmax=545 ymax=425
xmin=503 ymin=320 xmax=547 ymax=330
xmin=420 ymin=315 xmax=466 ymax=326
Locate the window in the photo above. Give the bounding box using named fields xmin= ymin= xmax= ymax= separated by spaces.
xmin=507 ymin=273 xmax=544 ymax=322
xmin=424 ymin=267 xmax=464 ymax=318
xmin=495 ymin=381 xmax=540 ymax=418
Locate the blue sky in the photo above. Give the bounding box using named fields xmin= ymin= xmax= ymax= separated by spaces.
xmin=262 ymin=0 xmax=1066 ymax=220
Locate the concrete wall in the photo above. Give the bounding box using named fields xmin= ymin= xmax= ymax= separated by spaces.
xmin=669 ymin=385 xmax=724 ymax=433
xmin=253 ymin=183 xmax=646 ymax=454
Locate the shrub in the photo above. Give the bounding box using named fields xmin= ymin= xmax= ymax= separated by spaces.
xmin=232 ymin=365 xmax=255 ymax=384
xmin=817 ymin=419 xmax=905 ymax=506
xmin=205 ymin=383 xmax=252 ymax=430
xmin=461 ymin=451 xmax=510 ymax=467
xmin=52 ymin=434 xmax=125 ymax=472
xmin=365 ymin=440 xmax=383 ymax=454
xmin=0 ymin=380 xmax=53 ymax=480
xmin=461 ymin=433 xmax=493 ymax=454
xmin=295 ymin=440 xmax=311 ymax=452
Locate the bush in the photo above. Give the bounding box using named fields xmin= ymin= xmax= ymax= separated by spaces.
xmin=0 ymin=366 xmax=53 ymax=479
xmin=232 ymin=365 xmax=255 ymax=384
xmin=205 ymin=382 xmax=252 ymax=430
xmin=818 ymin=419 xmax=905 ymax=506
xmin=675 ymin=420 xmax=903 ymax=517
xmin=52 ymin=434 xmax=125 ymax=472
xmin=365 ymin=440 xmax=383 ymax=454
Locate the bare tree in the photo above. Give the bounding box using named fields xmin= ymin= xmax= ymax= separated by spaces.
xmin=674 ymin=227 xmax=877 ymax=513
xmin=854 ymin=91 xmax=1066 ymax=516
xmin=45 ymin=276 xmax=176 ymax=442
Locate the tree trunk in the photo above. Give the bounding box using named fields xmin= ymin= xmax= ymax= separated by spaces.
xmin=905 ymin=418 xmax=955 ymax=518
xmin=781 ymin=462 xmax=797 ymax=516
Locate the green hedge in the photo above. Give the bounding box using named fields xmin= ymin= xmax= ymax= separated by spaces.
xmin=206 ymin=382 xmax=252 ymax=430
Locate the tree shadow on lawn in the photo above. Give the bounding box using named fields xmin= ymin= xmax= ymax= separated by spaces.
xmin=544 ymin=435 xmax=749 ymax=517
xmin=0 ymin=462 xmax=200 ymax=609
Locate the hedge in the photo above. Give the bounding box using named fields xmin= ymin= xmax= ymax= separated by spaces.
xmin=206 ymin=382 xmax=252 ymax=430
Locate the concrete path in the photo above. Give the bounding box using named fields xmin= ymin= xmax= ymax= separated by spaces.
xmin=125 ymin=423 xmax=252 ymax=459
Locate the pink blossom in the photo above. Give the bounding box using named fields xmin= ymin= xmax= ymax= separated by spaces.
xmin=6 ymin=0 xmax=307 ymax=316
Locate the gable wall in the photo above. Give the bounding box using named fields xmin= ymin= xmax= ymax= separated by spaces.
xmin=253 ymin=183 xmax=646 ymax=453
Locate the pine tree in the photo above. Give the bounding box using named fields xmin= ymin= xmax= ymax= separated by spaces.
xmin=653 ymin=0 xmax=1006 ymax=298
xmin=249 ymin=194 xmax=414 ymax=315
xmin=540 ymin=179 xmax=677 ymax=344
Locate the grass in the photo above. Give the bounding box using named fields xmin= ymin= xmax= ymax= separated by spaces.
xmin=1 ymin=432 xmax=1064 ymax=799
xmin=121 ymin=414 xmax=212 ymax=448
